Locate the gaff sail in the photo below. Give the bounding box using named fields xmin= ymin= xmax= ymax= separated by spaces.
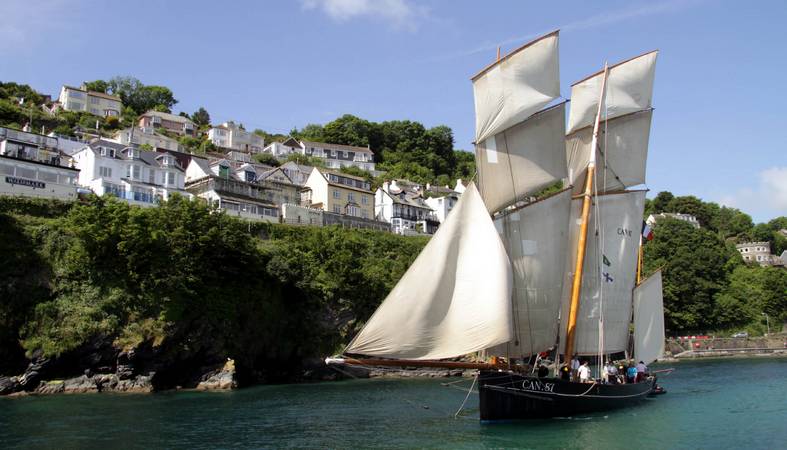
xmin=560 ymin=190 xmax=647 ymax=355
xmin=487 ymin=188 xmax=572 ymax=358
xmin=344 ymin=182 xmax=513 ymax=360
xmin=633 ymin=270 xmax=665 ymax=365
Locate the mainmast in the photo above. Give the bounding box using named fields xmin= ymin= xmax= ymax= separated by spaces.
xmin=563 ymin=64 xmax=609 ymax=360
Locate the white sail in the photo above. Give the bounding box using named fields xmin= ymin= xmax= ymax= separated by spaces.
xmin=633 ymin=270 xmax=665 ymax=365
xmin=488 ymin=188 xmax=572 ymax=358
xmin=472 ymin=31 xmax=560 ymax=144
xmin=560 ymin=190 xmax=646 ymax=355
xmin=475 ymin=103 xmax=567 ymax=213
xmin=567 ymin=51 xmax=657 ymax=134
xmin=344 ymin=182 xmax=513 ymax=360
xmin=566 ymin=110 xmax=653 ymax=192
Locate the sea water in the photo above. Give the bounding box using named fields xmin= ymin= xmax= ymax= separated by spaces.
xmin=1 ymin=358 xmax=785 ymax=449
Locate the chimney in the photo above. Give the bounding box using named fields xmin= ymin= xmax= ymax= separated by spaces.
xmin=383 ymin=181 xmax=390 ymax=193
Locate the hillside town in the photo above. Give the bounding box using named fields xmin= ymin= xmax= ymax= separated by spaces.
xmin=1 ymin=83 xmax=469 ymax=236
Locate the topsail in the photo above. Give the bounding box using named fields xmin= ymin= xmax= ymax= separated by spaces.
xmin=633 ymin=270 xmax=665 ymax=364
xmin=344 ymin=182 xmax=513 ymax=360
xmin=566 ymin=51 xmax=657 ymax=193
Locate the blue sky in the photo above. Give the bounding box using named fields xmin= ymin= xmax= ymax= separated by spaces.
xmin=2 ymin=0 xmax=785 ymax=222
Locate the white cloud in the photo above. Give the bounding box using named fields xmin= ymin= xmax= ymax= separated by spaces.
xmin=719 ymin=166 xmax=787 ymax=221
xmin=300 ymin=0 xmax=426 ymax=30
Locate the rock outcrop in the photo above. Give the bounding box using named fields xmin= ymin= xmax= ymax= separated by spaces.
xmin=196 ymin=359 xmax=237 ymax=391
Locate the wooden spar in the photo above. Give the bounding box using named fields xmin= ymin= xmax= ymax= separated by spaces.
xmin=497 ymin=46 xmax=501 ymax=61
xmin=330 ymin=357 xmax=508 ymax=371
xmin=563 ymin=63 xmax=609 ymax=361
xmin=636 ymin=237 xmax=644 ymax=285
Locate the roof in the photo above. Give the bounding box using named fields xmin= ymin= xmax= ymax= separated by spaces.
xmin=63 ymin=85 xmax=122 ymax=102
xmin=88 ymin=138 xmax=130 ymax=153
xmin=257 ymin=167 xmax=295 ymax=184
xmin=301 ymin=140 xmax=373 ymax=154
xmin=140 ymin=110 xmax=195 ymax=125
xmin=385 ymin=190 xmax=431 ymax=209
xmin=320 ymin=168 xmax=368 ymax=182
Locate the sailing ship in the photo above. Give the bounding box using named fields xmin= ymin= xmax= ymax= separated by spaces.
xmin=327 ymin=30 xmax=667 ymax=421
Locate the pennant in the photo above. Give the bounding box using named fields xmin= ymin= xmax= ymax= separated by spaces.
xmin=603 ymin=255 xmax=611 ymax=267
xmin=603 ymin=272 xmax=614 ymax=283
xmin=641 ymin=221 xmax=654 ymax=241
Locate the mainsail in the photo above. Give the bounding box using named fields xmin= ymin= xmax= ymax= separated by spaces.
xmin=633 ymin=270 xmax=665 ymax=364
xmin=344 ymin=182 xmax=513 ymax=360
xmin=560 ymin=190 xmax=647 ymax=355
xmin=566 ymin=51 xmax=657 ymax=193
xmin=487 ymin=188 xmax=572 ymax=358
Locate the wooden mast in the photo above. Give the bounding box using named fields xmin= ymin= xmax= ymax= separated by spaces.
xmin=563 ymin=63 xmax=609 ymax=361
xmin=636 ymin=238 xmax=644 ymax=285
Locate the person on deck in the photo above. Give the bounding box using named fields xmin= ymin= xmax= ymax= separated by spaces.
xmin=636 ymin=361 xmax=647 ymax=382
xmin=560 ymin=364 xmax=571 ymax=381
xmin=617 ymin=363 xmax=627 ymax=383
xmin=578 ymin=361 xmax=591 ymax=383
xmin=570 ymin=355 xmax=580 ymax=381
xmin=626 ymin=364 xmax=638 ymax=383
xmin=603 ymin=361 xmax=618 ymax=384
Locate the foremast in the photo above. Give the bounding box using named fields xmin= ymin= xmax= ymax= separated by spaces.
xmin=563 ymin=64 xmax=608 ymax=361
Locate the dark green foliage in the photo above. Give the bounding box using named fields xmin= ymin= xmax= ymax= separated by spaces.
xmin=191 ymin=107 xmax=210 ymax=127
xmin=286 ymin=153 xmax=326 ymax=167
xmin=253 ymin=129 xmax=287 ymax=144
xmin=253 ymin=153 xmax=281 ymax=167
xmin=106 ymin=76 xmax=177 ymax=114
xmin=2 ymin=197 xmax=426 ymax=377
xmin=82 ymin=80 xmax=109 ymax=93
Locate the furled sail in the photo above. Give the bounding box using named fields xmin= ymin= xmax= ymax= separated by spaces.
xmin=567 ymin=51 xmax=657 ymax=134
xmin=476 ymin=103 xmax=567 ymax=213
xmin=487 ymin=188 xmax=572 ymax=358
xmin=633 ymin=270 xmax=665 ymax=365
xmin=472 ymin=31 xmax=560 ymax=144
xmin=344 ymin=182 xmax=513 ymax=360
xmin=566 ymin=109 xmax=653 ymax=193
xmin=560 ymin=190 xmax=646 ymax=355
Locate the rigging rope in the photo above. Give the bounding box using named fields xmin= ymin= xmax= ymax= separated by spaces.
xmin=454 ymin=373 xmax=479 ymax=419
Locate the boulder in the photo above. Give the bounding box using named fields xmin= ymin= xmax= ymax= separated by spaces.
xmin=0 ymin=376 xmax=20 ymax=395
xmin=62 ymin=375 xmax=99 ymax=394
xmin=196 ymin=359 xmax=237 ymax=391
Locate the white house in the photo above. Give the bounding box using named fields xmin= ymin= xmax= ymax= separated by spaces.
xmin=207 ymin=121 xmax=264 ymax=153
xmin=0 ymin=127 xmax=79 ymax=201
xmin=424 ymin=190 xmax=460 ymax=224
xmin=736 ymin=241 xmax=781 ymax=267
xmin=72 ymin=139 xmax=189 ymax=207
xmin=646 ymin=213 xmax=701 ymax=229
xmin=375 ymin=180 xmax=439 ymax=235
xmin=113 ymin=127 xmax=180 ymax=152
xmin=184 ymin=157 xmax=279 ymax=222
xmin=57 ymin=85 xmax=122 ymax=117
xmin=264 ymin=137 xmax=375 ymax=171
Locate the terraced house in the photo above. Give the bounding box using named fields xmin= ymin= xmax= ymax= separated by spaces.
xmin=72 ymin=139 xmax=189 ymax=207
xmin=265 ymin=137 xmax=375 ymax=171
xmin=207 ymin=121 xmax=265 ymax=153
xmin=138 ymin=111 xmax=196 ymax=136
xmin=303 ymin=168 xmax=374 ymax=219
xmin=184 ymin=157 xmax=280 ymax=222
xmin=0 ymin=126 xmax=79 ymax=201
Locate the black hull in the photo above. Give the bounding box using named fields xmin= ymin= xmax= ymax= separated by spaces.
xmin=478 ymin=370 xmax=656 ymax=421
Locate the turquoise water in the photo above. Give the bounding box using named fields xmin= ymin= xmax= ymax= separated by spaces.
xmin=1 ymin=358 xmax=785 ymax=449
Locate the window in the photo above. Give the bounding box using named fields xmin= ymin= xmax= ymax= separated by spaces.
xmin=361 ymin=210 xmax=369 ymax=219
xmin=90 ymin=97 xmax=100 ymax=104
xmin=361 ymin=195 xmax=368 ymax=205
xmin=219 ymin=165 xmax=230 ymax=179
xmin=99 ymin=166 xmax=112 ymax=178
xmin=333 ymin=205 xmax=342 ymax=213
xmin=0 ymin=162 xmax=15 ymax=175
xmin=165 ymin=172 xmax=175 ymax=186
xmin=17 ymin=167 xmax=36 ymax=179
xmin=348 ymin=192 xmax=355 ymax=202
xmin=90 ymin=108 xmax=100 ymax=115
xmin=333 ymin=190 xmax=340 ymax=199
xmin=39 ymin=171 xmax=58 ymax=182
xmin=245 ymin=171 xmax=255 ymax=182
xmin=128 ymin=148 xmax=138 ymax=159
xmin=126 ymin=165 xmax=141 ymax=180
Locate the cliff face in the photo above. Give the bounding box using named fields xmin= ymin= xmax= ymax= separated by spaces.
xmin=0 ymin=196 xmax=426 ymax=395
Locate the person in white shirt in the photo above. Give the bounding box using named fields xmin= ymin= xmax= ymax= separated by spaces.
xmin=636 ymin=361 xmax=648 ymax=382
xmin=578 ymin=361 xmax=591 ymax=383
xmin=603 ymin=361 xmax=618 ymax=384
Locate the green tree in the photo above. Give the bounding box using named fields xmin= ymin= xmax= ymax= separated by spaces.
xmin=642 ymin=218 xmax=741 ymax=333
xmin=82 ymin=80 xmax=109 ymax=93
xmin=191 ymin=107 xmax=211 ymax=127
xmin=107 ymin=76 xmax=177 ymax=114
xmin=253 ymin=153 xmax=281 ymax=167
